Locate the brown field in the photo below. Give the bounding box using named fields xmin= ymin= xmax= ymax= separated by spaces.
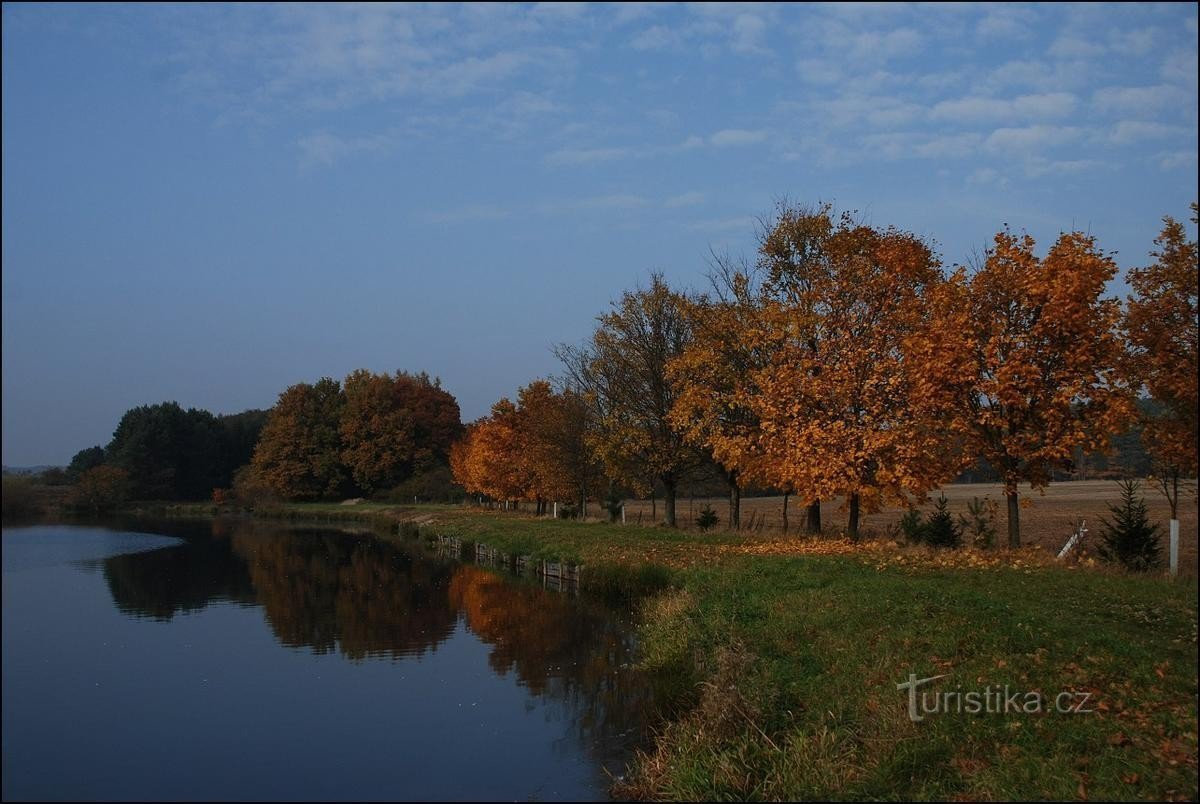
xmin=620 ymin=479 xmax=1199 ymax=573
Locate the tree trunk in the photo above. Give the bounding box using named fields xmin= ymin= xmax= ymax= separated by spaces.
xmin=663 ymin=478 xmax=677 ymax=528
xmin=728 ymin=470 xmax=741 ymax=530
xmin=782 ymin=492 xmax=789 ymax=534
xmin=1006 ymin=490 xmax=1020 ymax=548
xmin=847 ymin=494 xmax=861 ymax=540
xmin=651 ymin=491 xmax=656 ymax=522
xmin=806 ymin=499 xmax=821 ymax=535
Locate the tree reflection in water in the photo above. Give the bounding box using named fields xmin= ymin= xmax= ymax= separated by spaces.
xmin=96 ymin=517 xmax=663 ymax=772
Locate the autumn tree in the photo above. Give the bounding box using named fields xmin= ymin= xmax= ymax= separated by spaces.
xmin=559 ymin=274 xmax=702 ymax=527
xmin=450 ymin=399 xmax=529 ymax=505
xmin=746 ymin=205 xmax=960 ymax=538
xmin=929 ymin=229 xmax=1134 ymax=547
xmin=668 ymin=260 xmax=777 ymax=529
xmin=1123 ymin=205 xmax=1198 ymax=521
xmin=251 ymin=378 xmax=349 ymax=500
xmin=340 ymin=369 xmax=462 ymax=496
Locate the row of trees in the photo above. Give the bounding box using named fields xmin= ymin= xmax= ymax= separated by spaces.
xmin=67 ymin=403 xmax=269 ymax=501
xmin=247 ymin=370 xmax=462 ymax=501
xmin=63 ymin=370 xmax=463 ymax=505
xmin=449 ymin=381 xmax=602 ymax=514
xmin=452 ymin=202 xmax=1197 ymax=546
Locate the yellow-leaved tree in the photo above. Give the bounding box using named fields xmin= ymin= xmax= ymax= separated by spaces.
xmin=1123 ymin=204 xmax=1198 ymax=521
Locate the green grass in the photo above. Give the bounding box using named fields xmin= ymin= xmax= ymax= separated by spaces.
xmin=628 ymin=556 xmax=1197 ymax=801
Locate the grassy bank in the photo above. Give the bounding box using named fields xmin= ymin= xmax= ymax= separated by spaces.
xmin=414 ymin=508 xmax=1197 ymax=801
xmin=151 ymin=502 xmax=1198 ymax=799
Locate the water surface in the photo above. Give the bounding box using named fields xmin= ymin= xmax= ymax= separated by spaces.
xmin=2 ymin=519 xmax=659 ymax=801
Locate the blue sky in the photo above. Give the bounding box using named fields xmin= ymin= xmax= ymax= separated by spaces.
xmin=3 ymin=2 xmax=1197 ymax=466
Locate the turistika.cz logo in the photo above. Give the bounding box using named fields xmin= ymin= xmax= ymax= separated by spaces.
xmin=896 ymin=673 xmax=1096 ymax=722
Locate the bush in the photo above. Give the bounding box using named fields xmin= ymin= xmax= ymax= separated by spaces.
xmin=604 ymin=486 xmax=624 ymax=523
xmin=901 ymin=495 xmax=962 ymax=549
xmin=695 ymin=505 xmax=719 ymax=532
xmin=922 ymin=495 xmax=963 ymax=548
xmin=382 ymin=465 xmax=464 ymax=504
xmin=1098 ymin=479 xmax=1162 ymax=572
xmin=71 ymin=466 xmax=130 ymax=513
xmin=231 ymin=464 xmax=277 ymax=509
xmin=899 ymin=508 xmax=925 ymax=543
xmin=958 ymin=496 xmax=997 ymax=548
xmin=2 ymin=476 xmax=40 ymax=520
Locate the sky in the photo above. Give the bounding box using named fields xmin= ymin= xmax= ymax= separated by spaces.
xmin=2 ymin=2 xmax=1197 ymax=466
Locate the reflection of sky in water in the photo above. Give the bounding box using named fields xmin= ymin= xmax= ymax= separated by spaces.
xmin=1 ymin=522 xmax=657 ymax=801
xmin=1 ymin=526 xmax=182 ymax=572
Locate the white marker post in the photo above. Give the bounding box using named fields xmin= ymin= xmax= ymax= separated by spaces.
xmin=553 ymin=501 xmax=557 ymax=519
xmin=1170 ymin=519 xmax=1179 ymax=577
xmin=621 ymin=503 xmax=626 ymax=525
xmin=1057 ymin=519 xmax=1087 ymax=560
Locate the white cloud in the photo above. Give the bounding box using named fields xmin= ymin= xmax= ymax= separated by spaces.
xmin=976 ymin=6 xmax=1038 ymax=39
xmin=1048 ymin=35 xmax=1106 ymax=60
xmin=664 ymin=191 xmax=706 ymax=208
xmin=1110 ymin=121 xmax=1187 ymax=145
xmin=1107 ymin=27 xmax=1157 ymax=56
xmin=629 ymin=24 xmax=679 ymax=51
xmin=1023 ymin=158 xmax=1099 ymax=178
xmin=423 ymin=204 xmax=512 ymax=224
xmin=1092 ymin=85 xmax=1189 ymax=116
xmin=709 ymin=128 xmax=768 ymax=146
xmin=685 ymin=216 xmax=756 ymax=233
xmin=573 ymin=194 xmax=649 ymax=210
xmin=1157 ymin=150 xmax=1198 ymax=170
xmin=929 ymin=93 xmax=1076 ymax=125
xmin=296 ymin=131 xmax=391 ymax=167
xmin=984 ymin=125 xmax=1083 ymax=153
xmin=730 ymin=13 xmax=768 ymax=55
xmin=545 ymin=146 xmax=632 ymax=165
xmin=796 ymin=58 xmax=841 ymax=85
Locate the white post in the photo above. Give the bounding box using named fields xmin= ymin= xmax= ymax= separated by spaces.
xmin=1170 ymin=519 xmax=1179 ymax=577
xmin=553 ymin=501 xmax=557 ymax=519
xmin=621 ymin=503 xmax=626 ymax=525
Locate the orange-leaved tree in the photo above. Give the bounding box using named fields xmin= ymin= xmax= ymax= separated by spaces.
xmin=514 ymin=380 xmax=602 ymax=514
xmin=748 ymin=205 xmax=960 ymax=538
xmin=935 ymin=229 xmax=1135 ymax=547
xmin=668 ymin=260 xmax=780 ymax=529
xmin=451 ymin=399 xmax=528 ymax=506
xmin=1123 ymin=204 xmax=1198 ymax=520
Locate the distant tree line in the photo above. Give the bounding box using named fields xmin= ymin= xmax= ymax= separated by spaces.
xmin=57 ymin=370 xmax=464 ymax=508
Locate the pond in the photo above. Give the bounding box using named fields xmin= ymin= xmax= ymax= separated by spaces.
xmin=1 ymin=519 xmax=663 ymax=801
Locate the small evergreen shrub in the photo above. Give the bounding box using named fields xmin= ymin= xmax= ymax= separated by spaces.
xmin=899 ymin=508 xmax=925 ymax=543
xmin=901 ymin=496 xmax=963 ymax=548
xmin=695 ymin=505 xmax=720 ymax=532
xmin=958 ymin=496 xmax=997 ymax=548
xmin=922 ymin=495 xmax=963 ymax=548
xmin=1098 ymin=479 xmax=1163 ymax=572
xmin=604 ymin=487 xmax=624 ymax=523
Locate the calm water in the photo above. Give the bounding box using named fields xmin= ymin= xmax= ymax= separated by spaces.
xmin=1 ymin=519 xmax=661 ymax=801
